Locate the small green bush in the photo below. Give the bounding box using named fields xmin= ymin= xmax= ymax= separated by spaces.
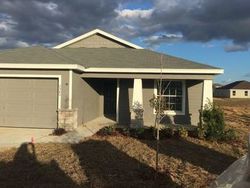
xmin=177 ymin=127 xmax=188 ymax=138
xmin=200 ymin=102 xmax=236 ymax=141
xmin=201 ymin=102 xmax=225 ymax=140
xmin=120 ymin=127 xmax=130 ymax=136
xmin=52 ymin=128 xmax=67 ymax=136
xmin=135 ymin=127 xmax=145 ymax=135
xmin=97 ymin=124 xmax=117 ymax=136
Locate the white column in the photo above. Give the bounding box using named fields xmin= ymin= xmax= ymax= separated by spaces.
xmin=132 ymin=79 xmax=143 ymax=106
xmin=116 ymin=79 xmax=120 ymax=123
xmin=68 ymin=70 xmax=73 ymax=110
xmin=202 ymin=80 xmax=213 ymax=108
xmin=131 ymin=79 xmax=143 ymax=127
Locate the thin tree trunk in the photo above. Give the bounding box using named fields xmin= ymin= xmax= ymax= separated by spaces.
xmin=155 ymin=55 xmax=163 ymax=178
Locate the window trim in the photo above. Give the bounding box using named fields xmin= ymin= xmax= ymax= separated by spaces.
xmin=154 ymin=80 xmax=186 ymax=115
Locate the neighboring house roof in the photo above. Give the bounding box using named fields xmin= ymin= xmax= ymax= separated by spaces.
xmin=213 ymin=83 xmax=223 ymax=88
xmin=218 ymin=80 xmax=250 ymax=89
xmin=0 ymin=47 xmax=223 ymax=74
xmin=53 ymin=29 xmax=143 ymax=49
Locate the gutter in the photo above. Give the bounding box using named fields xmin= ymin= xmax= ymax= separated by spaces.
xmin=0 ymin=63 xmax=224 ymax=75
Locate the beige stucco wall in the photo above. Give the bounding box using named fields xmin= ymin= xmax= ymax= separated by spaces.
xmin=0 ymin=69 xmax=70 ymax=109
xmin=187 ymin=80 xmax=203 ymax=125
xmin=230 ymin=89 xmax=250 ymax=98
xmin=72 ymin=73 xmax=103 ymax=125
xmin=214 ymin=89 xmax=250 ymax=98
xmin=65 ymin=34 xmax=130 ymax=48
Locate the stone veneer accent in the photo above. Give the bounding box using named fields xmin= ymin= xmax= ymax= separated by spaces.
xmin=58 ymin=109 xmax=78 ymax=131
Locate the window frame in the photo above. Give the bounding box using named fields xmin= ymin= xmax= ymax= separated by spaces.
xmin=153 ymin=80 xmax=186 ymax=115
xmin=232 ymin=90 xmax=236 ymax=96
xmin=245 ymin=90 xmax=248 ymax=96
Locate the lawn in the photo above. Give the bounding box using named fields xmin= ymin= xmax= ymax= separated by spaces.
xmin=0 ymin=98 xmax=248 ymax=188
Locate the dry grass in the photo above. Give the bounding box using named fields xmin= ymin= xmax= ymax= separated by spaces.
xmin=214 ymin=98 xmax=250 ymax=148
xmin=0 ymin=98 xmax=248 ymax=188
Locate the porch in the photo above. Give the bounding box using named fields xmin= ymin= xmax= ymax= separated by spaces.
xmin=76 ymin=74 xmax=213 ymax=127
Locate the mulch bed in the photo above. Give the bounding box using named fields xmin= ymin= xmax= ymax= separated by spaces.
xmin=0 ymin=132 xmax=244 ymax=188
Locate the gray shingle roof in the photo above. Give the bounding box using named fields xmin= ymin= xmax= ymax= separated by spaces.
xmin=0 ymin=46 xmax=220 ymax=70
xmin=219 ymin=81 xmax=250 ymax=89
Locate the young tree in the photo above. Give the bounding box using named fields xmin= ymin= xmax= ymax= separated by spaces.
xmin=149 ymin=55 xmax=171 ymax=174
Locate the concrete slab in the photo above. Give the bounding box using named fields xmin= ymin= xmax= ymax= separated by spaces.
xmin=0 ymin=116 xmax=116 ymax=150
xmin=0 ymin=127 xmax=53 ymax=148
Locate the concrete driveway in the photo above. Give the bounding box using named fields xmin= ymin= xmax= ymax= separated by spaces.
xmin=0 ymin=127 xmax=53 ymax=149
xmin=0 ymin=116 xmax=116 ymax=150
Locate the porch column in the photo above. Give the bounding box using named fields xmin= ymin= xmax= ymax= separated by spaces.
xmin=202 ymin=79 xmax=213 ymax=108
xmin=131 ymin=79 xmax=144 ymax=127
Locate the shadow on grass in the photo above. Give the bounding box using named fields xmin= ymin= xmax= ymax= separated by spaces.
xmin=72 ymin=139 xmax=179 ymax=188
xmin=140 ymin=138 xmax=237 ymax=175
xmin=0 ymin=143 xmax=80 ymax=188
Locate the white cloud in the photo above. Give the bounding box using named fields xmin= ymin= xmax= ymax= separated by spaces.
xmin=15 ymin=41 xmax=29 ymax=48
xmin=0 ymin=14 xmax=16 ymax=32
xmin=202 ymin=43 xmax=215 ymax=48
xmin=143 ymin=33 xmax=183 ymax=47
xmin=0 ymin=37 xmax=29 ymax=49
xmin=224 ymin=43 xmax=250 ymax=52
xmin=117 ymin=9 xmax=153 ymax=19
xmin=0 ymin=37 xmax=7 ymax=45
xmin=35 ymin=2 xmax=61 ymax=15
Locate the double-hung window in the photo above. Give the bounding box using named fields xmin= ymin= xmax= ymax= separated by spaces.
xmin=154 ymin=80 xmax=185 ymax=115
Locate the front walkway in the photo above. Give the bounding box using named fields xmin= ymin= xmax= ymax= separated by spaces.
xmin=0 ymin=116 xmax=116 ymax=150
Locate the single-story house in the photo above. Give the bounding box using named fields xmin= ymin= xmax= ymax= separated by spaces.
xmin=0 ymin=29 xmax=223 ymax=130
xmin=214 ymin=80 xmax=250 ymax=98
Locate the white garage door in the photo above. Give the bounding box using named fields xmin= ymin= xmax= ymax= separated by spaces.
xmin=0 ymin=78 xmax=58 ymax=128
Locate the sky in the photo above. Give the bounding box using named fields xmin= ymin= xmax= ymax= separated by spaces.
xmin=0 ymin=0 xmax=250 ymax=84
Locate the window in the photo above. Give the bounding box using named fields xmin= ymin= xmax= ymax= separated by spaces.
xmin=232 ymin=90 xmax=236 ymax=96
xmin=245 ymin=91 xmax=248 ymax=96
xmin=154 ymin=80 xmax=185 ymax=115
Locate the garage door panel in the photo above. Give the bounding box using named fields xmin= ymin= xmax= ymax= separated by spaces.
xmin=5 ymin=106 xmax=32 ymax=115
xmin=0 ymin=78 xmax=58 ymax=128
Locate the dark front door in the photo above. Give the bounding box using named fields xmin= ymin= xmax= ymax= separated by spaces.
xmin=104 ymin=80 xmax=117 ymax=117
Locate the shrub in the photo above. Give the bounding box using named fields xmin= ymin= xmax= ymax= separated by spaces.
xmin=119 ymin=127 xmax=130 ymax=136
xmin=52 ymin=128 xmax=67 ymax=136
xmin=177 ymin=127 xmax=188 ymax=138
xmin=97 ymin=124 xmax=117 ymax=136
xmin=200 ymin=102 xmax=236 ymax=141
xmin=200 ymin=102 xmax=225 ymax=140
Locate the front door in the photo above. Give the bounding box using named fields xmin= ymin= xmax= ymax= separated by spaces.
xmin=104 ymin=80 xmax=117 ymax=117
